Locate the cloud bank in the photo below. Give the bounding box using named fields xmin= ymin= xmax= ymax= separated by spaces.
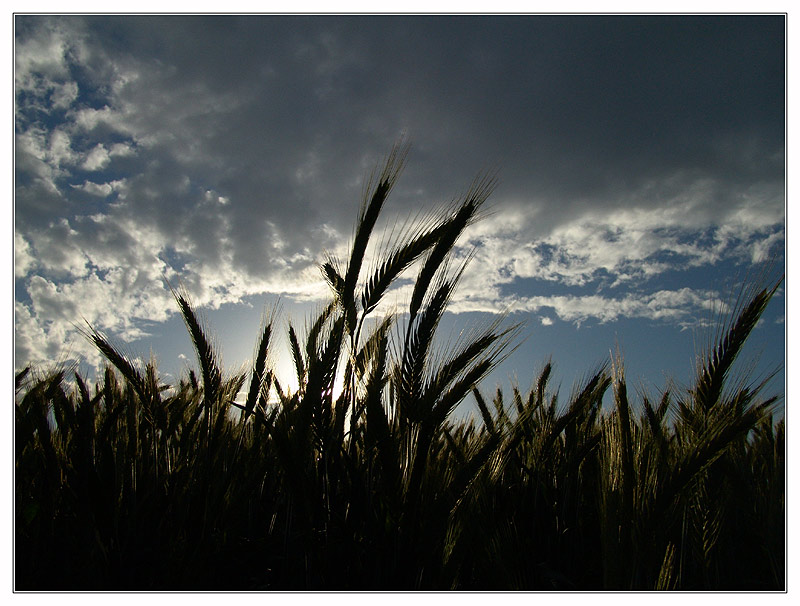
xmin=14 ymin=15 xmax=784 ymax=371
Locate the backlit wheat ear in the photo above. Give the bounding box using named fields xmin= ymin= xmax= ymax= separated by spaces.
xmin=82 ymin=324 xmax=149 ymax=405
xmin=342 ymin=140 xmax=410 ymax=334
xmin=472 ymin=387 xmax=496 ymax=436
xmin=353 ymin=314 xmax=394 ymax=382
xmin=244 ymin=315 xmax=273 ymax=420
xmin=171 ymin=288 xmax=223 ymax=451
xmin=15 ymin=366 xmax=31 ymax=391
xmin=361 ymin=319 xmax=391 ymax=413
xmin=305 ymin=300 xmax=337 ymax=363
xmin=360 ymin=225 xmax=442 ymax=317
xmin=174 ymin=292 xmax=221 ymax=402
xmin=409 ymin=174 xmax=496 ymax=322
xmin=399 ymin=275 xmax=456 ymax=421
xmin=288 ymin=323 xmax=306 ymax=389
xmin=694 ymin=278 xmax=782 ymax=411
xmin=427 ymin=321 xmax=523 ymax=433
xmin=321 ymin=258 xmax=345 ymax=299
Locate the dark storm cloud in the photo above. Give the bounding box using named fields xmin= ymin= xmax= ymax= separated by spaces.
xmin=14 ymin=14 xmax=784 ymax=368
xmin=18 ymin=15 xmax=784 ymax=230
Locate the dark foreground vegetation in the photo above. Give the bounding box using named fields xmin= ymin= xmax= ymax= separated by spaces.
xmin=15 ymin=146 xmax=784 ymax=590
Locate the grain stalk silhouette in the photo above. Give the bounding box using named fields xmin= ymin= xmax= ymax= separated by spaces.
xmin=14 ymin=146 xmax=783 ymax=590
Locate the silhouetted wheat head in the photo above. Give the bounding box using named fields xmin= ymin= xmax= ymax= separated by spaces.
xmin=14 ymin=145 xmax=783 ymax=591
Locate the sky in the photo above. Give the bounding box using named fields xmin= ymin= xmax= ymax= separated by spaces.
xmin=13 ymin=13 xmax=786 ymax=419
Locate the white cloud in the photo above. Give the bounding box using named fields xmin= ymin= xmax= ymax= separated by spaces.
xmin=109 ymin=142 xmax=135 ymax=157
xmin=455 ymin=178 xmax=784 ymax=302
xmin=16 ymin=256 xmax=176 ymax=372
xmin=72 ymin=105 xmax=130 ymax=134
xmin=29 ymin=219 xmax=89 ymax=277
xmin=14 ymin=20 xmax=74 ymax=86
xmin=82 ymin=144 xmax=111 ymax=171
xmin=46 ymin=129 xmax=77 ymax=168
xmin=15 ymin=299 xmax=92 ymax=370
xmin=750 ymin=228 xmax=784 ymax=263
xmin=73 ymin=181 xmax=113 ymax=196
xmin=51 ymin=80 xmax=79 ymax=109
xmin=510 ymin=288 xmax=722 ymax=326
xmin=15 ymin=233 xmax=37 ymax=278
xmin=27 ymin=275 xmax=81 ymax=324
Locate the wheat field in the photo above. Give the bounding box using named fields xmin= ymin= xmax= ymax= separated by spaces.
xmin=14 ymin=145 xmax=784 ymax=590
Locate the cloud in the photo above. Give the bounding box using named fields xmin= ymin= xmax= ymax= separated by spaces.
xmin=457 ymin=201 xmax=782 ymax=302
xmin=510 ymin=288 xmax=722 ymax=327
xmin=26 ymin=218 xmax=89 ymax=278
xmin=13 ymin=16 xmax=785 ymax=372
xmin=15 ymin=299 xmax=71 ymax=369
xmin=82 ymin=144 xmax=111 ymax=171
xmin=71 ymin=179 xmax=126 ymax=197
xmin=15 ymin=232 xmax=37 ymax=278
xmin=15 ymin=18 xmax=77 ymax=87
